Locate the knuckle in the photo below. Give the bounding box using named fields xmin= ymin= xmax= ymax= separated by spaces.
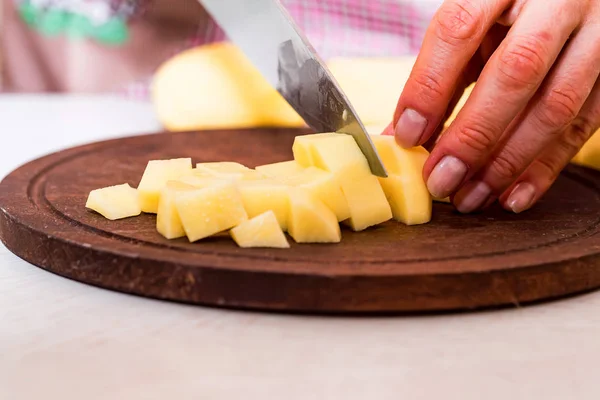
xmin=561 ymin=117 xmax=597 ymax=152
xmin=411 ymin=69 xmax=446 ymax=103
xmin=435 ymin=0 xmax=482 ymax=44
xmin=535 ymin=85 xmax=583 ymax=129
xmin=535 ymin=156 xmax=562 ymax=180
xmin=488 ymin=149 xmax=524 ymax=181
xmin=455 ymin=121 xmax=499 ymax=152
xmin=497 ymin=34 xmax=550 ymax=90
xmin=570 ymin=115 xmax=598 ymax=140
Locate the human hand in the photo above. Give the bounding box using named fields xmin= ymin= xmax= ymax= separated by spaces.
xmin=391 ymin=0 xmax=600 ymax=213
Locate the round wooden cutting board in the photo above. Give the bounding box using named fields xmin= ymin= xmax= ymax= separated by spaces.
xmin=2 ymin=128 xmax=600 ymax=314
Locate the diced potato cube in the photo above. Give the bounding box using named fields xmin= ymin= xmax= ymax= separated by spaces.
xmin=196 ymin=161 xmax=250 ymax=174
xmin=156 ymin=181 xmax=197 ymax=239
xmin=370 ymin=135 xmax=432 ymax=225
xmin=277 ymin=167 xmax=350 ymax=221
xmin=342 ymin=175 xmax=392 ymax=231
xmin=288 ymin=188 xmax=341 ymax=243
xmin=176 ymin=175 xmax=232 ymax=188
xmin=230 ymin=211 xmax=290 ymax=248
xmin=85 ymin=183 xmax=141 ymax=220
xmin=379 ymin=175 xmax=432 ymax=225
xmin=237 ymin=180 xmax=290 ymax=230
xmin=196 ymin=161 xmax=264 ymax=180
xmin=174 ymin=182 xmax=248 ymax=242
xmin=293 ymin=133 xmax=389 ymax=230
xmin=370 ymin=135 xmax=429 ymax=176
xmin=138 ymin=158 xmax=192 ymax=213
xmin=188 ymin=168 xmax=215 ymax=178
xmin=308 ymin=134 xmax=372 ymax=179
xmin=292 ymin=133 xmax=338 ymax=166
xmin=235 ymin=170 xmax=265 ymax=180
xmin=255 ymin=160 xmax=305 ymax=178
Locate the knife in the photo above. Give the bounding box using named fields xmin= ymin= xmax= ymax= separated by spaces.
xmin=199 ymin=0 xmax=388 ymax=177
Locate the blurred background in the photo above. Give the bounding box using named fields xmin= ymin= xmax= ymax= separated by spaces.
xmin=1 ymin=0 xmax=438 ymax=97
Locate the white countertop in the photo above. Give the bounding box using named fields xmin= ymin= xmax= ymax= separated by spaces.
xmin=1 ymin=94 xmax=600 ymax=400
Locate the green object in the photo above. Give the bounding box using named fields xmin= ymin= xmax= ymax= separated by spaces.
xmin=64 ymin=14 xmax=93 ymax=39
xmin=92 ymin=18 xmax=129 ymax=45
xmin=38 ymin=9 xmax=69 ymax=36
xmin=16 ymin=0 xmax=130 ymax=46
xmin=18 ymin=2 xmax=38 ymax=26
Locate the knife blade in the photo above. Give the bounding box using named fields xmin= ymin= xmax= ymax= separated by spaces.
xmin=199 ymin=0 xmax=388 ymax=177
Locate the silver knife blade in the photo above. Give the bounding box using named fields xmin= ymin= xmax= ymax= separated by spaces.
xmin=199 ymin=0 xmax=387 ymax=177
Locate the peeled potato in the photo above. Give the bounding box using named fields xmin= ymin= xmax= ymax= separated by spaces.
xmin=255 ymin=161 xmax=305 ymax=178
xmin=287 ymin=188 xmax=341 ymax=243
xmin=230 ymin=211 xmax=290 ymax=248
xmin=152 ymin=42 xmax=418 ymax=131
xmin=156 ymin=181 xmax=197 ymax=239
xmin=152 ymin=43 xmax=304 ymax=131
xmin=237 ymin=180 xmax=291 ymax=230
xmin=87 ymin=133 xmax=434 ymax=247
xmin=85 ymin=184 xmax=141 ymax=220
xmin=371 ymin=135 xmax=432 ymax=225
xmin=175 ymin=182 xmax=248 ymax=242
xmin=138 ymin=158 xmax=192 ymax=213
xmin=276 ymin=167 xmax=350 ymax=222
xmin=295 ymin=133 xmax=391 ymax=230
xmin=327 ymin=56 xmax=416 ymax=126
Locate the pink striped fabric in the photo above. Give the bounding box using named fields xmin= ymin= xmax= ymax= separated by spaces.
xmin=123 ymin=0 xmax=443 ymax=99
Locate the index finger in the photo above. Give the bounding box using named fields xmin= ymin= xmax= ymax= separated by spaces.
xmin=393 ymin=0 xmax=511 ymax=148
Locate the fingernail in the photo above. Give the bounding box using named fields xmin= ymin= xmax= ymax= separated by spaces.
xmin=427 ymin=155 xmax=468 ymax=199
xmin=454 ymin=181 xmax=492 ymax=214
xmin=506 ymin=182 xmax=536 ymax=213
xmin=395 ymin=109 xmax=427 ymax=147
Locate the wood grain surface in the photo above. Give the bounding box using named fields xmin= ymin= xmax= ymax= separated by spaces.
xmin=1 ymin=128 xmax=600 ymax=313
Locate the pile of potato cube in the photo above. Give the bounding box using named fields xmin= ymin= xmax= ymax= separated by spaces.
xmin=85 ymin=133 xmax=433 ymax=248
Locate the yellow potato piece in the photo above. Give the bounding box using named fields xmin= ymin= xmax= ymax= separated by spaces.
xmin=237 ymin=180 xmax=290 ymax=231
xmin=379 ymin=175 xmax=432 ymax=225
xmin=184 ymin=168 xmax=217 ymax=178
xmin=230 ymin=211 xmax=290 ymax=248
xmin=370 ymin=135 xmax=432 ymax=225
xmin=255 ymin=160 xmax=305 ymax=178
xmin=327 ymin=57 xmax=416 ymax=126
xmin=370 ymin=135 xmax=428 ymax=176
xmin=196 ymin=161 xmax=250 ymax=173
xmin=288 ymin=188 xmax=341 ymax=243
xmin=85 ymin=183 xmax=141 ymax=220
xmin=176 ymin=175 xmax=232 ymax=188
xmin=295 ymin=133 xmax=390 ymax=230
xmin=277 ymin=167 xmax=350 ymax=221
xmin=138 ymin=158 xmax=192 ymax=213
xmin=152 ymin=42 xmax=419 ymax=131
xmin=156 ymin=181 xmax=198 ymax=239
xmin=305 ymin=134 xmax=372 ymax=178
xmin=342 ymin=175 xmax=392 ymax=231
xmin=152 ymin=43 xmax=304 ymax=131
xmin=196 ymin=162 xmax=264 ymax=180
xmin=291 ymin=133 xmax=339 ymax=167
xmin=174 ymin=182 xmax=248 ymax=242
